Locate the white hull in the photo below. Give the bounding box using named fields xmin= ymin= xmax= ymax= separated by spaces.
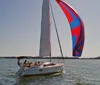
xmin=16 ymin=62 xmax=63 ymax=76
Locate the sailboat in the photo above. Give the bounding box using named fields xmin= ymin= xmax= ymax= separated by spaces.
xmin=16 ymin=0 xmax=85 ymax=76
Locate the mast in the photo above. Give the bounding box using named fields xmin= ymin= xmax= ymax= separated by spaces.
xmin=50 ymin=1 xmax=64 ymax=58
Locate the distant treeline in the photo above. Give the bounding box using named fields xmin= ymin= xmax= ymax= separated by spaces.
xmin=0 ymin=56 xmax=100 ymax=59
xmin=0 ymin=56 xmax=78 ymax=59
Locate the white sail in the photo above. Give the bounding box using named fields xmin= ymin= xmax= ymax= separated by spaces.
xmin=39 ymin=0 xmax=51 ymax=57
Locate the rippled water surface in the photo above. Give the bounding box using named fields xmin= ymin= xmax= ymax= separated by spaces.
xmin=0 ymin=58 xmax=100 ymax=85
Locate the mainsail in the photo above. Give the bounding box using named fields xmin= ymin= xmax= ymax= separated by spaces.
xmin=56 ymin=0 xmax=85 ymax=57
xmin=39 ymin=0 xmax=51 ymax=57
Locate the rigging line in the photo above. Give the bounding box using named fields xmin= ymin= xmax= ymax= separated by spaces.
xmin=50 ymin=1 xmax=64 ymax=59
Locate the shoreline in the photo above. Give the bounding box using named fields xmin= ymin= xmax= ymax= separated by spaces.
xmin=0 ymin=56 xmax=100 ymax=59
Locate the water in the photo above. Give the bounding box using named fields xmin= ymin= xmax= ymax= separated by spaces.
xmin=0 ymin=58 xmax=100 ymax=85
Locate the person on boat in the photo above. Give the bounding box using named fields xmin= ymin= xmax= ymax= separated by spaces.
xmin=38 ymin=61 xmax=40 ymax=66
xmin=27 ymin=61 xmax=31 ymax=67
xmin=23 ymin=60 xmax=32 ymax=67
xmin=23 ymin=60 xmax=27 ymax=67
xmin=24 ymin=60 xmax=27 ymax=64
xmin=34 ymin=61 xmax=41 ymax=66
xmin=34 ymin=61 xmax=38 ymax=66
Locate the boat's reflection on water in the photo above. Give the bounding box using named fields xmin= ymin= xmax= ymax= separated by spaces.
xmin=15 ymin=72 xmax=63 ymax=85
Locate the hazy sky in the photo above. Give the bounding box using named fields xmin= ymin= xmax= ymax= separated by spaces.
xmin=0 ymin=0 xmax=100 ymax=57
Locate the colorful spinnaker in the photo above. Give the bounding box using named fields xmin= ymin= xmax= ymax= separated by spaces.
xmin=56 ymin=0 xmax=85 ymax=57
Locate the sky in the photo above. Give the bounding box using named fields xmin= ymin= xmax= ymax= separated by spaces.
xmin=0 ymin=0 xmax=100 ymax=58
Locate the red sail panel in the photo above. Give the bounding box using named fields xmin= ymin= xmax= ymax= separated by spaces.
xmin=56 ymin=0 xmax=85 ymax=57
